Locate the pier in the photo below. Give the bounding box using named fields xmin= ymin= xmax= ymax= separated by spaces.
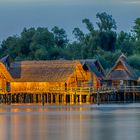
xmin=0 ymin=54 xmax=140 ymax=105
xmin=0 ymin=86 xmax=140 ymax=105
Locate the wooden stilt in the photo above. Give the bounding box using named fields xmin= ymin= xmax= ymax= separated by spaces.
xmin=97 ymin=92 xmax=100 ymax=105
xmin=107 ymin=94 xmax=110 ymax=103
xmin=79 ymin=94 xmax=82 ymax=103
xmin=36 ymin=94 xmax=38 ymax=103
xmin=55 ymin=94 xmax=59 ymax=103
xmin=124 ymin=92 xmax=126 ymax=103
xmin=71 ymin=94 xmax=74 ymax=104
xmin=86 ymin=94 xmax=90 ymax=104
xmin=0 ymin=94 xmax=1 ymax=104
xmin=47 ymin=93 xmax=50 ymax=103
xmin=42 ymin=93 xmax=45 ymax=106
xmin=8 ymin=93 xmax=11 ymax=105
xmin=4 ymin=94 xmax=7 ymax=104
xmin=133 ymin=93 xmax=135 ymax=103
xmin=63 ymin=94 xmax=66 ymax=104
xmin=45 ymin=93 xmax=48 ymax=103
xmin=51 ymin=93 xmax=53 ymax=103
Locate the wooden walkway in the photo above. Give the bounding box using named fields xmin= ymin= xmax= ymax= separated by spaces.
xmin=0 ymin=86 xmax=140 ymax=105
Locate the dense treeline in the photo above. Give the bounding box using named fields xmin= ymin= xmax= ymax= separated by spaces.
xmin=0 ymin=12 xmax=140 ymax=73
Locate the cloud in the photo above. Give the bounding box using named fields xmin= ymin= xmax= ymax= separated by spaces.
xmin=0 ymin=0 xmax=87 ymax=4
xmin=0 ymin=0 xmax=111 ymax=6
xmin=125 ymin=0 xmax=140 ymax=4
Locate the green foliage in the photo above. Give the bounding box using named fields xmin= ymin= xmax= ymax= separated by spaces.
xmin=0 ymin=36 xmax=21 ymax=59
xmin=134 ymin=40 xmax=140 ymax=54
xmin=128 ymin=55 xmax=140 ymax=70
xmin=132 ymin=18 xmax=140 ymax=55
xmin=34 ymin=47 xmax=48 ymax=60
xmin=95 ymin=48 xmax=121 ymax=71
xmin=116 ymin=31 xmax=135 ymax=55
xmin=97 ymin=31 xmax=117 ymax=52
xmin=0 ymin=12 xmax=140 ymax=73
xmin=72 ymin=28 xmax=85 ymax=42
xmin=52 ymin=26 xmax=68 ymax=48
xmin=133 ymin=18 xmax=140 ymax=39
xmin=82 ymin=18 xmax=94 ymax=32
xmin=96 ymin=12 xmax=117 ymax=32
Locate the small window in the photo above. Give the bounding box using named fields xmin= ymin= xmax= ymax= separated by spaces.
xmin=6 ymin=82 xmax=10 ymax=92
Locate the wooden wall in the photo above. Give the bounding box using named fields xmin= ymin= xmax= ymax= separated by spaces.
xmin=3 ymin=62 xmax=101 ymax=94
xmin=0 ymin=72 xmax=8 ymax=93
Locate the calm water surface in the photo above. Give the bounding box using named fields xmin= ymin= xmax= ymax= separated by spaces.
xmin=0 ymin=104 xmax=140 ymax=140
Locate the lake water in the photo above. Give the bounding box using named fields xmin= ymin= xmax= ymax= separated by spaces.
xmin=0 ymin=104 xmax=140 ymax=140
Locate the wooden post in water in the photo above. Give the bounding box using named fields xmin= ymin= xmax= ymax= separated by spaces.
xmin=36 ymin=94 xmax=38 ymax=103
xmin=45 ymin=94 xmax=47 ymax=103
xmin=64 ymin=94 xmax=66 ymax=104
xmin=124 ymin=86 xmax=126 ymax=103
xmin=8 ymin=93 xmax=11 ymax=105
xmin=115 ymin=92 xmax=117 ymax=103
xmin=71 ymin=94 xmax=74 ymax=104
xmin=79 ymin=94 xmax=82 ymax=103
xmin=4 ymin=94 xmax=7 ymax=104
xmin=0 ymin=94 xmax=1 ymax=104
xmin=107 ymin=93 xmax=110 ymax=103
xmin=55 ymin=94 xmax=59 ymax=104
xmin=97 ymin=91 xmax=100 ymax=105
xmin=42 ymin=93 xmax=45 ymax=106
xmin=47 ymin=93 xmax=50 ymax=103
xmin=74 ymin=90 xmax=76 ymax=104
xmin=133 ymin=93 xmax=135 ymax=103
xmin=51 ymin=93 xmax=53 ymax=103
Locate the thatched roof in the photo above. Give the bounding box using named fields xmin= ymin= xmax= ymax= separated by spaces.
xmin=0 ymin=55 xmax=10 ymax=69
xmin=0 ymin=55 xmax=105 ymax=82
xmin=80 ymin=59 xmax=105 ymax=79
xmin=9 ymin=60 xmax=79 ymax=82
xmin=0 ymin=55 xmax=13 ymax=81
xmin=106 ymin=54 xmax=138 ymax=81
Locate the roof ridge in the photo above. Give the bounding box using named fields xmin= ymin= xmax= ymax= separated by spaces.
xmin=106 ymin=54 xmax=138 ymax=80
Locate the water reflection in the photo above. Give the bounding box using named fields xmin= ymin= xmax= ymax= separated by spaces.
xmin=0 ymin=104 xmax=140 ymax=140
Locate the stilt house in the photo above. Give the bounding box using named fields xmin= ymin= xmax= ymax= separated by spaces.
xmin=106 ymin=54 xmax=138 ymax=87
xmin=0 ymin=56 xmax=105 ymax=94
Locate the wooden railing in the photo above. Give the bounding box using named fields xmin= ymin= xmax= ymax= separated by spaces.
xmin=97 ymin=86 xmax=140 ymax=93
xmin=2 ymin=85 xmax=140 ymax=94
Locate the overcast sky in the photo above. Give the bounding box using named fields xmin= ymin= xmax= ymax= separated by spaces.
xmin=0 ymin=0 xmax=140 ymax=42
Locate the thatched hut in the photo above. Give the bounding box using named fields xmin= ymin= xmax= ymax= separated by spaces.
xmin=106 ymin=54 xmax=138 ymax=87
xmin=0 ymin=55 xmax=13 ymax=93
xmin=80 ymin=59 xmax=105 ymax=88
xmin=0 ymin=55 xmax=105 ymax=93
xmin=8 ymin=60 xmax=90 ymax=93
xmin=0 ymin=55 xmax=106 ymax=103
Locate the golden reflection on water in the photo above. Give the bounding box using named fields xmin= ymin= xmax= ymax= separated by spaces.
xmin=0 ymin=105 xmax=91 ymax=140
xmin=0 ymin=104 xmax=140 ymax=140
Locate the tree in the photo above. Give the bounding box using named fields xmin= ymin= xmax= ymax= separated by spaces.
xmin=82 ymin=18 xmax=94 ymax=32
xmin=0 ymin=36 xmax=21 ymax=60
xmin=72 ymin=27 xmax=85 ymax=42
xmin=132 ymin=18 xmax=140 ymax=54
xmin=95 ymin=12 xmax=117 ymax=52
xmin=34 ymin=47 xmax=48 ymax=60
xmin=0 ymin=12 xmax=140 ymax=74
xmin=66 ymin=42 xmax=83 ymax=59
xmin=52 ymin=26 xmax=68 ymax=48
xmin=116 ymin=31 xmax=135 ymax=55
xmin=96 ymin=12 xmax=117 ymax=32
xmin=97 ymin=31 xmax=116 ymax=52
xmin=128 ymin=54 xmax=140 ymax=74
xmin=133 ymin=18 xmax=140 ymax=39
xmin=32 ymin=27 xmax=55 ymax=49
xmin=20 ymin=28 xmax=36 ymax=56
